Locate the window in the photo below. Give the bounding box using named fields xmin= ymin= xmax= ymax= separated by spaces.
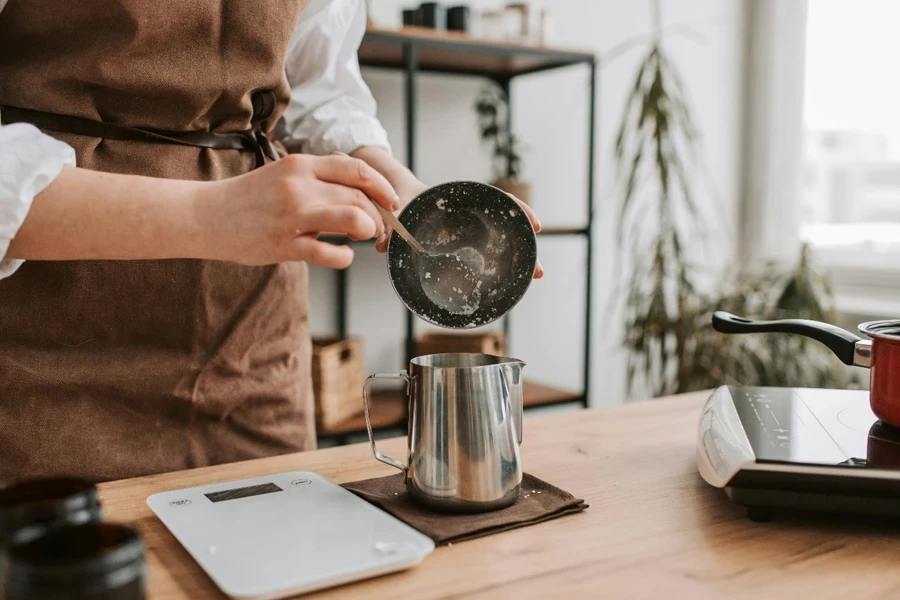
xmin=801 ymin=0 xmax=900 ymax=273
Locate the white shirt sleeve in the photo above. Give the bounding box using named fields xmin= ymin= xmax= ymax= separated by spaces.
xmin=280 ymin=0 xmax=392 ymax=156
xmin=0 ymin=121 xmax=76 ymax=279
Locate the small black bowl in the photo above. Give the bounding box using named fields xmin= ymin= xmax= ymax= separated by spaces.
xmin=1 ymin=522 xmax=146 ymax=600
xmin=387 ymin=181 xmax=537 ymax=329
xmin=0 ymin=478 xmax=101 ymax=545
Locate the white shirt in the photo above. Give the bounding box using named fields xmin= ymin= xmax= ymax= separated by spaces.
xmin=0 ymin=0 xmax=390 ymax=278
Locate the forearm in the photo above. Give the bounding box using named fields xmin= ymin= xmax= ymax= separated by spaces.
xmin=7 ymin=166 xmax=205 ymax=261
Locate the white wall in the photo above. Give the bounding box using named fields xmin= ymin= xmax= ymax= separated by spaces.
xmin=309 ymin=0 xmax=748 ymax=406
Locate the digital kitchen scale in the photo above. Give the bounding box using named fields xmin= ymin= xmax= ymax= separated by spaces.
xmin=697 ymin=386 xmax=900 ymax=522
xmin=147 ymin=471 xmax=434 ymax=599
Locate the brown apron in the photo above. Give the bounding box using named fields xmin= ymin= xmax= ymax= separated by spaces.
xmin=0 ymin=0 xmax=316 ymax=482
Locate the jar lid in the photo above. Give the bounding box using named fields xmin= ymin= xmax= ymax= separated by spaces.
xmin=2 ymin=522 xmax=145 ymax=600
xmin=0 ymin=478 xmax=100 ymax=543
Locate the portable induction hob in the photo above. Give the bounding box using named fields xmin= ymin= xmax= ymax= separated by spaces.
xmin=697 ymin=386 xmax=900 ymax=521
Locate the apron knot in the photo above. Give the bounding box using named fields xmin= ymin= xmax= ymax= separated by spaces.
xmin=248 ymin=90 xmax=280 ymax=168
xmin=246 ymin=128 xmax=280 ymax=168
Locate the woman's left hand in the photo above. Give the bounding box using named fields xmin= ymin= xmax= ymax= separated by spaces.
xmin=376 ymin=174 xmax=544 ymax=280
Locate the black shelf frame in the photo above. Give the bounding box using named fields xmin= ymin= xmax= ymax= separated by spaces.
xmin=324 ymin=31 xmax=596 ymax=443
xmin=359 ymin=28 xmax=595 ymax=78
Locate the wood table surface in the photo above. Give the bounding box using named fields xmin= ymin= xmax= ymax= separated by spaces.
xmin=97 ymin=392 xmax=900 ymax=600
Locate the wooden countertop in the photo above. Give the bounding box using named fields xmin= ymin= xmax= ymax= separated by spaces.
xmin=97 ymin=392 xmax=900 ymax=599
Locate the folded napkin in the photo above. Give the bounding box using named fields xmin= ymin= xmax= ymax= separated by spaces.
xmin=342 ymin=473 xmax=588 ymax=546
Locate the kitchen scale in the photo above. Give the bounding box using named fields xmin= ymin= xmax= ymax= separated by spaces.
xmin=697 ymin=385 xmax=900 ymax=522
xmin=147 ymin=471 xmax=434 ymax=599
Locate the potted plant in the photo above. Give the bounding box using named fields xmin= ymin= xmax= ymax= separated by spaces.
xmin=474 ymin=85 xmax=530 ymax=204
xmin=611 ymin=0 xmax=857 ymax=398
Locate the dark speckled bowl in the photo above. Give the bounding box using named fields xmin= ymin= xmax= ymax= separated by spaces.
xmin=387 ymin=181 xmax=537 ymax=329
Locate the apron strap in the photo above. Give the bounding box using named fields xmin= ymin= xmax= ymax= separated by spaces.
xmin=1 ymin=105 xmax=279 ymax=168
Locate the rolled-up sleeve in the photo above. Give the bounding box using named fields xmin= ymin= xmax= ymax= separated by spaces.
xmin=0 ymin=122 xmax=76 ymax=279
xmin=280 ymin=0 xmax=391 ymax=156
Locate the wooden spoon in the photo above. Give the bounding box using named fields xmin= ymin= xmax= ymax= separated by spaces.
xmin=329 ymin=150 xmax=426 ymax=254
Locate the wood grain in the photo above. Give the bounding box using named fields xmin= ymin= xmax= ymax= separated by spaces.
xmin=97 ymin=392 xmax=900 ymax=600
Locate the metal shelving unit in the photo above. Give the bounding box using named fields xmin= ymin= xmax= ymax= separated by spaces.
xmin=319 ymin=26 xmax=596 ymax=444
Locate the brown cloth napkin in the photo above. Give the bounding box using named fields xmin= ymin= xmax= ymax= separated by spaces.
xmin=342 ymin=473 xmax=588 ymax=546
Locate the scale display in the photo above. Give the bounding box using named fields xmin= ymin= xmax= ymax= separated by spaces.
xmin=204 ymin=482 xmax=282 ymax=503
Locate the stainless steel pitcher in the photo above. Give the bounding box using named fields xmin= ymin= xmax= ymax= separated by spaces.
xmin=363 ymin=353 xmax=525 ymax=513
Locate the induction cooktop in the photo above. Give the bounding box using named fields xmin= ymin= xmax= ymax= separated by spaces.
xmin=697 ymin=386 xmax=900 ymax=521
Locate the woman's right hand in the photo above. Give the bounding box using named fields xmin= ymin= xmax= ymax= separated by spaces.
xmin=194 ymin=153 xmax=399 ymax=269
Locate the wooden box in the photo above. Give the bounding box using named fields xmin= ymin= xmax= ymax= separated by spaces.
xmin=311 ymin=337 xmax=366 ymax=430
xmin=415 ymin=331 xmax=507 ymax=357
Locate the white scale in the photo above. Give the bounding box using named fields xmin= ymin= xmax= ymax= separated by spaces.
xmin=147 ymin=471 xmax=434 ymax=599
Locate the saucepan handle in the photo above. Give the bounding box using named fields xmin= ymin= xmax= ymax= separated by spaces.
xmin=712 ymin=311 xmax=871 ymax=367
xmin=363 ymin=373 xmax=410 ymax=473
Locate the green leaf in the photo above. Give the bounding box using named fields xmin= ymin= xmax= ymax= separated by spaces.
xmin=616 ymin=149 xmax=646 ymax=247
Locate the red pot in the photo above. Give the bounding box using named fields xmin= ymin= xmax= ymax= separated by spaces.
xmin=712 ymin=311 xmax=900 ymax=428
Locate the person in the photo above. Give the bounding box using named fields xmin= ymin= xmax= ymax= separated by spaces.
xmin=0 ymin=0 xmax=542 ymax=483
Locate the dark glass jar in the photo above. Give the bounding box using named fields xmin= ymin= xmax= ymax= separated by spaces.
xmin=0 ymin=478 xmax=101 ymax=545
xmin=419 ymin=2 xmax=445 ymax=29
xmin=1 ymin=522 xmax=146 ymax=600
xmin=446 ymin=6 xmax=469 ymax=32
xmin=402 ymin=8 xmax=423 ymax=26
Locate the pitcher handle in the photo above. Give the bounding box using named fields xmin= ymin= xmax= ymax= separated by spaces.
xmin=363 ymin=373 xmax=410 ymax=473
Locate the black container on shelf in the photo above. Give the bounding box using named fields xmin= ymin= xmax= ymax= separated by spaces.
xmin=419 ymin=2 xmax=445 ymax=29
xmin=402 ymin=8 xmax=422 ymax=26
xmin=0 ymin=478 xmax=101 ymax=545
xmin=1 ymin=522 xmax=146 ymax=600
xmin=446 ymin=5 xmax=469 ymax=32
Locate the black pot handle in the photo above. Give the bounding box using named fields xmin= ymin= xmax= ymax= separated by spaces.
xmin=712 ymin=311 xmax=862 ymax=366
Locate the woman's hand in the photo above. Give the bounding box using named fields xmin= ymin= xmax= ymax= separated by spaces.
xmin=10 ymin=154 xmax=395 ymax=267
xmin=195 ymin=153 xmax=399 ymax=269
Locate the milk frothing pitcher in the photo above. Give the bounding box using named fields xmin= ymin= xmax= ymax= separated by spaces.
xmin=363 ymin=353 xmax=525 ymax=513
